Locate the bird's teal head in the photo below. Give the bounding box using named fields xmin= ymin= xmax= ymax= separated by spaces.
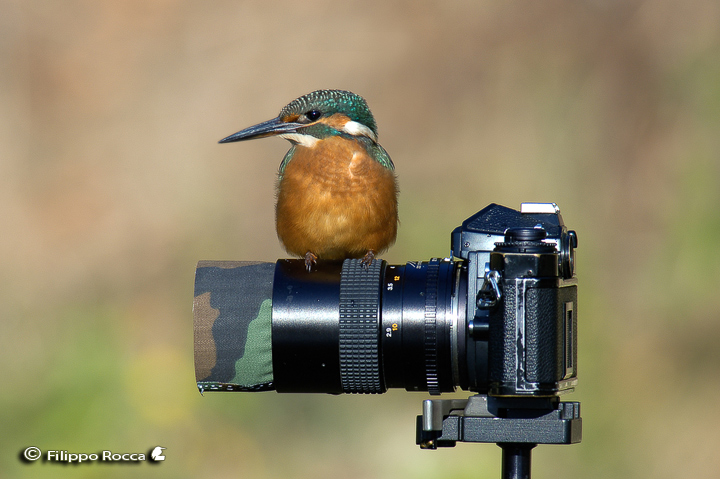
xmin=219 ymin=90 xmax=379 ymax=147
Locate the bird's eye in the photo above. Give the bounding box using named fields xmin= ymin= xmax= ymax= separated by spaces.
xmin=306 ymin=110 xmax=322 ymax=121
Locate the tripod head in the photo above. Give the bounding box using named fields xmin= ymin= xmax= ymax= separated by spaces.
xmin=417 ymin=394 xmax=581 ymax=478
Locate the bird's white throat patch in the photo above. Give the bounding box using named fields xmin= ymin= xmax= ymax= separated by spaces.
xmin=278 ymin=133 xmax=320 ymax=148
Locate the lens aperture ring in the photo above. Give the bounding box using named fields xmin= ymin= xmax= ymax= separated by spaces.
xmin=424 ymin=259 xmax=440 ymax=394
xmin=339 ymin=259 xmax=383 ymax=393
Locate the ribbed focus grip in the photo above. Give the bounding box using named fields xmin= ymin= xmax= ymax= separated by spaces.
xmin=339 ymin=259 xmax=383 ymax=393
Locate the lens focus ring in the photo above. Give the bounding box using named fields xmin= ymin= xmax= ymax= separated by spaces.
xmin=339 ymin=259 xmax=383 ymax=393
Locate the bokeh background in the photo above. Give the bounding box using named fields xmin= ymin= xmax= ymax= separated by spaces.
xmin=3 ymin=1 xmax=720 ymax=477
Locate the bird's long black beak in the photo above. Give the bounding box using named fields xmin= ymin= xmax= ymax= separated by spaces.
xmin=219 ymin=117 xmax=302 ymax=143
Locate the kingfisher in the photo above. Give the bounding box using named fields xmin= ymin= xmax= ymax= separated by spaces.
xmin=219 ymin=89 xmax=398 ymax=270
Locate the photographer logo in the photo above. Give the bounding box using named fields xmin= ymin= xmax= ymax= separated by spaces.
xmin=150 ymin=446 xmax=166 ymax=461
xmin=20 ymin=446 xmax=167 ymax=464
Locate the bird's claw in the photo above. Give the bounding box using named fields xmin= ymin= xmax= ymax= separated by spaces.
xmin=304 ymin=251 xmax=318 ymax=272
xmin=361 ymin=250 xmax=377 ymax=270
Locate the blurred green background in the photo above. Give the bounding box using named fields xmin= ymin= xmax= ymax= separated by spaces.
xmin=2 ymin=1 xmax=720 ymax=478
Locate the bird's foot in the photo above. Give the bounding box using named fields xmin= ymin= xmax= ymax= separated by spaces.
xmin=304 ymin=251 xmax=318 ymax=272
xmin=361 ymin=250 xmax=377 ymax=270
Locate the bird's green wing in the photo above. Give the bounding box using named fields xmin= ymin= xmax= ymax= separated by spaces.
xmin=278 ymin=145 xmax=296 ymax=178
xmin=370 ymin=142 xmax=395 ymax=170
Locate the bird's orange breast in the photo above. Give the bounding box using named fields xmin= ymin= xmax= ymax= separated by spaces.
xmin=275 ymin=135 xmax=398 ymax=260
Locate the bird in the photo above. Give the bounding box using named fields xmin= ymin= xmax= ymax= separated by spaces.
xmin=219 ymin=89 xmax=398 ymax=271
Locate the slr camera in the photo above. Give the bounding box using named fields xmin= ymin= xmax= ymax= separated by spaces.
xmin=193 ymin=202 xmax=581 ymax=477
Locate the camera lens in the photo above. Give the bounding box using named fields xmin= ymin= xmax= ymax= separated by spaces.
xmin=271 ymin=258 xmax=477 ymax=394
xmin=380 ymin=259 xmax=466 ymax=394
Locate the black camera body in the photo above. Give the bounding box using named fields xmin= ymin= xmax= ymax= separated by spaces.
xmin=453 ymin=203 xmax=578 ymax=398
